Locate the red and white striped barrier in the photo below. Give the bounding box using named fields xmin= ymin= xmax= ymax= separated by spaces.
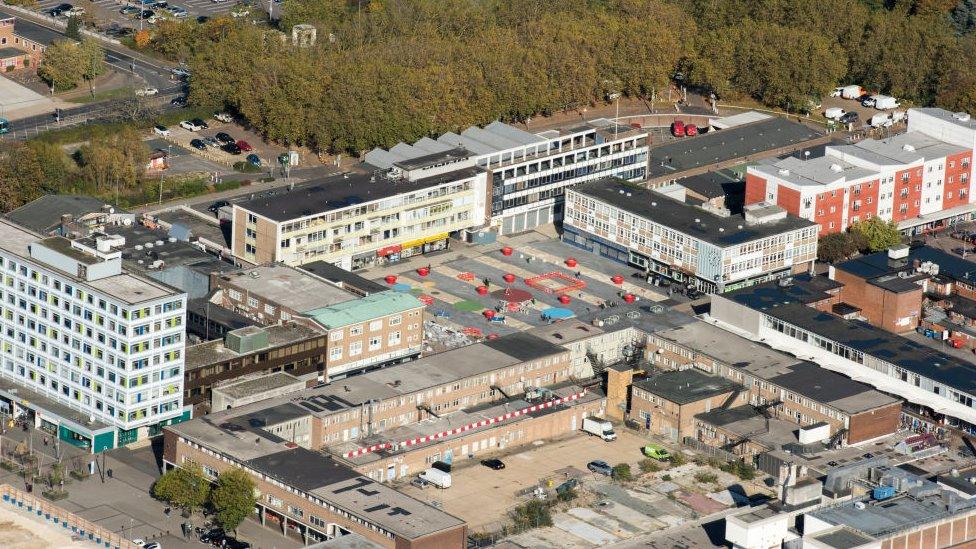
xmin=343 ymin=389 xmax=587 ymax=459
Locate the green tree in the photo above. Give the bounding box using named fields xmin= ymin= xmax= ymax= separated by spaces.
xmin=65 ymin=15 xmax=81 ymax=41
xmin=510 ymin=499 xmax=552 ymax=532
xmin=79 ymin=38 xmax=106 ymax=98
xmin=818 ymin=232 xmax=860 ymax=263
xmin=152 ymin=463 xmax=211 ymax=512
xmin=210 ymin=468 xmax=256 ymax=533
xmin=850 ymin=217 xmax=903 ymax=252
xmin=38 ymin=40 xmax=84 ymax=92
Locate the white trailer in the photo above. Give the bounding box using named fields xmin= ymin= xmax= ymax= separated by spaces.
xmin=582 ymin=417 xmax=617 ymax=441
xmin=419 ymin=468 xmax=452 ymax=488
xmin=870 ymin=113 xmax=892 ymax=128
xmin=824 ymin=108 xmax=846 ymax=120
xmin=872 ymin=95 xmax=900 ymax=110
xmin=840 ymin=85 xmax=864 ymax=100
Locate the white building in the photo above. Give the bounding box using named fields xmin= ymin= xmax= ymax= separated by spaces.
xmin=367 ymin=119 xmax=650 ymax=235
xmin=0 ymin=220 xmax=188 ymax=452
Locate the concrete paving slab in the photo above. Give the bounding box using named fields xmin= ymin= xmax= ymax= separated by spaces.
xmin=596 ymin=500 xmax=665 ymax=531
xmin=567 ymin=506 xmax=637 ymax=535
xmin=553 ymin=514 xmax=619 ymax=545
xmin=0 ymin=74 xmax=53 ymax=112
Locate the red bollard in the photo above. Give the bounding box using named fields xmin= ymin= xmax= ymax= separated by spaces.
xmin=384 ymin=275 xmax=398 ymax=284
xmin=476 ymin=286 xmax=489 ymax=295
xmin=623 ymin=293 xmax=636 ymax=303
xmin=611 ymin=275 xmax=624 ymax=285
xmin=417 ymin=267 xmax=430 ymax=277
xmin=558 ymin=294 xmax=571 ymax=304
xmin=503 ymin=273 xmax=516 ymax=284
xmin=565 ymin=258 xmax=578 ymax=268
xmin=501 ymin=247 xmax=513 ymax=256
xmin=483 ymin=309 xmax=496 ymax=319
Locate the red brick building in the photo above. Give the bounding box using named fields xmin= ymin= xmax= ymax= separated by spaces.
xmin=0 ymin=17 xmax=45 ymax=72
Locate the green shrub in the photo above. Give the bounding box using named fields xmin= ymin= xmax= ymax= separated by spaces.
xmin=556 ymin=488 xmax=577 ymax=502
xmin=669 ymin=453 xmax=686 ymax=466
xmin=42 ymin=489 xmax=68 ymax=501
xmin=694 ymin=471 xmax=718 ymax=484
xmin=510 ymin=500 xmax=552 ymax=532
xmin=639 ymin=459 xmax=660 ymax=474
xmin=233 ymin=161 xmax=261 ymax=173
xmin=612 ymin=463 xmax=632 ymax=482
xmin=661 ymin=474 xmax=672 ymax=481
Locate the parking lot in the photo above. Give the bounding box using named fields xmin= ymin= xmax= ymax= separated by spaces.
xmin=151 ymin=116 xmax=291 ymax=173
xmin=35 ymin=0 xmax=278 ymax=30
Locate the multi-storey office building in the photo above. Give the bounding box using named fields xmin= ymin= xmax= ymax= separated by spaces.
xmin=231 ymin=161 xmax=486 ymax=270
xmin=367 ymin=120 xmax=650 ymax=235
xmin=746 ymin=108 xmax=976 ymax=235
xmin=563 ymin=178 xmax=819 ymax=292
xmin=0 ymin=221 xmax=188 ymax=452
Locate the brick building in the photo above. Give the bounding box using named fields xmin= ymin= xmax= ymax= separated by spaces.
xmin=0 ymin=16 xmax=45 ymax=71
xmin=628 ymin=369 xmax=745 ymax=441
xmin=745 ymin=108 xmax=976 ymax=235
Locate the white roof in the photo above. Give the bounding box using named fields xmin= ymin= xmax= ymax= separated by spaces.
xmin=750 ymin=155 xmax=875 ymax=188
xmin=711 ymin=111 xmax=772 ymax=130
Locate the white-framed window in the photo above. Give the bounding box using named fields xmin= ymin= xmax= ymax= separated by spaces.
xmin=350 ymin=325 xmax=363 ymax=336
xmin=329 ymin=347 xmax=342 ymax=360
xmin=388 ymin=331 xmax=401 ymax=346
xmin=330 ymin=330 xmax=343 ymax=342
xmin=267 ymin=494 xmax=282 ymax=507
xmin=389 ymin=316 xmax=402 ymax=326
xmin=247 ymin=297 xmax=258 ymax=307
xmin=369 ymin=336 xmax=381 ymax=351
xmin=227 ymin=289 xmax=241 ymax=301
xmin=264 ymin=304 xmax=275 ymax=315
xmin=369 ymin=320 xmax=383 ymax=332
xmin=349 ymin=341 xmax=362 ymax=357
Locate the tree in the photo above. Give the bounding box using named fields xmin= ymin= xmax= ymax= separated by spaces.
xmin=134 ymin=29 xmax=152 ymax=49
xmin=210 ymin=468 xmax=256 ymax=533
xmin=818 ymin=232 xmax=860 ymax=263
xmin=850 ymin=217 xmax=903 ymax=252
xmin=612 ymin=463 xmax=633 ymax=481
xmin=152 ymin=463 xmax=210 ymax=512
xmin=38 ymin=40 xmax=84 ymax=92
xmin=79 ymin=38 xmax=106 ymax=98
xmin=65 ymin=15 xmax=81 ymax=41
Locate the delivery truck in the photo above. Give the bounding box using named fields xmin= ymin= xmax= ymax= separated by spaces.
xmin=840 ymin=85 xmax=864 ymax=100
xmin=419 ymin=468 xmax=452 ymax=488
xmin=824 ymin=108 xmax=846 ymax=120
xmin=582 ymin=416 xmax=617 ymax=441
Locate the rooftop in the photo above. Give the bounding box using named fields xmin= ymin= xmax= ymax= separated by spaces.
xmin=652 ymin=321 xmax=899 ymax=414
xmin=0 ymin=9 xmax=65 ymax=46
xmin=911 ymin=107 xmax=976 ymax=131
xmin=676 ymin=170 xmax=745 ymax=201
xmin=213 ymin=372 xmax=304 ymax=400
xmin=308 ymin=291 xmax=423 ymax=329
xmin=835 ymin=245 xmax=976 ymax=285
xmin=299 ymin=261 xmax=388 ymax=296
xmin=721 ymin=274 xmax=842 ymax=312
xmin=740 ymin=294 xmax=976 ymax=396
xmin=830 ymin=131 xmax=967 ymax=166
xmin=633 ymin=369 xmax=739 ymax=405
xmin=750 ymin=155 xmax=876 ymax=187
xmin=4 ymin=195 xmax=111 ymax=234
xmin=571 ymin=178 xmax=816 ymax=247
xmin=185 ymin=323 xmax=323 ymax=370
xmin=217 ymin=264 xmax=360 ymax=313
xmin=647 ymin=117 xmax=822 ymax=178
xmin=808 ymin=491 xmax=976 ymax=539
xmin=807 ymin=527 xmax=876 ymax=549
xmin=695 ymin=405 xmax=800 ymax=449
xmin=237 ymin=167 xmax=482 ymax=223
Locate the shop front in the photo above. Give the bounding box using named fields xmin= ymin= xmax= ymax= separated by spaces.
xmin=399 ymin=232 xmax=450 ymax=258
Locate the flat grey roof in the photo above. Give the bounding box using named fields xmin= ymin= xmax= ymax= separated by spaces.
xmin=5 ymin=195 xmax=110 ymax=235
xmin=299 ymin=261 xmax=388 ymax=295
xmin=648 ymin=117 xmax=822 ymax=178
xmin=750 ymin=155 xmax=876 ymax=187
xmin=186 ymin=323 xmax=323 ymax=369
xmin=213 ymin=372 xmax=304 ymax=400
xmin=809 ymin=492 xmax=976 ymax=538
xmin=571 ymin=178 xmax=816 ymax=247
xmin=634 ymin=369 xmax=739 ymax=405
xmin=237 ymin=167 xmax=482 ymax=222
xmin=653 ymin=321 xmax=899 ymax=414
xmin=809 ymin=527 xmax=875 ymax=548
xmin=218 ymin=264 xmax=359 ymax=313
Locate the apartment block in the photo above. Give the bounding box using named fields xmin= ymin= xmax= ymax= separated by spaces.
xmin=746 ymin=108 xmax=976 ymax=235
xmin=211 ymin=264 xmax=424 ymax=379
xmin=563 ymin=178 xmax=819 ymax=292
xmin=367 ymin=120 xmax=649 ymax=235
xmin=231 ymin=156 xmax=486 ymax=270
xmin=0 ymin=220 xmax=188 ymax=452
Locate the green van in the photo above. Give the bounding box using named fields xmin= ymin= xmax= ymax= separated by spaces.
xmin=642 ymin=444 xmax=672 ymax=461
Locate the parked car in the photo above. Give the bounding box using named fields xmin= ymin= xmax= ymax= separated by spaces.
xmin=152 ymin=124 xmax=170 ymax=136
xmin=236 ymin=140 xmax=253 ymax=152
xmin=671 ymin=120 xmax=685 ymax=137
xmin=197 ymin=15 xmax=210 ymax=23
xmin=215 ymin=132 xmax=235 ymax=144
xmin=65 ymin=6 xmax=85 ymax=16
xmin=208 ymin=200 xmax=230 ymax=213
xmin=170 ymin=97 xmax=187 ymax=108
xmin=587 ymin=460 xmax=613 ymax=476
xmin=142 ymin=543 xmax=161 ymax=549
xmin=824 ymin=107 xmax=846 ymax=120
xmin=685 ymin=123 xmax=698 ymax=137
xmin=555 ymin=478 xmax=579 ymax=495
xmin=246 ymin=154 xmax=261 ymax=167
xmin=139 ymin=9 xmax=155 ymax=19
xmin=203 ymin=136 xmax=220 ymax=148
xmin=481 ymin=459 xmax=505 ymax=470
xmin=222 ymin=142 xmax=242 ymax=155
xmin=410 ymin=476 xmax=430 ymax=489
xmin=190 ymin=118 xmax=208 ymax=129
xmin=190 ymin=138 xmax=207 ymax=150
xmin=861 ymin=96 xmax=876 ymax=108
xmin=830 ymin=87 xmax=844 ymax=97
xmin=171 ymin=67 xmax=191 ymax=79
xmin=179 ymin=120 xmax=202 ymax=131
xmin=150 ymin=1 xmax=168 ymax=9
xmin=49 ymin=3 xmax=73 ymax=16
xmin=642 ymin=443 xmax=672 ymax=460
xmin=839 ymin=111 xmax=860 ymax=125
xmin=170 ymin=7 xmax=187 ymax=17
xmin=213 ymin=112 xmax=233 ymax=123
xmin=120 ymin=5 xmax=141 ymax=16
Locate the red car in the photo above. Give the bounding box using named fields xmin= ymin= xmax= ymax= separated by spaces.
xmin=235 ymin=140 xmax=254 ymax=152
xmin=685 ymin=124 xmax=698 ymax=136
xmin=671 ymin=120 xmax=685 ymax=137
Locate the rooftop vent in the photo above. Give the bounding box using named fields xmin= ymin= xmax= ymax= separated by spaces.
xmin=619 ymin=189 xmax=625 ymax=194
xmin=651 ymin=201 xmax=657 ymax=207
xmin=954 ymin=112 xmax=971 ymax=122
xmin=888 ymin=244 xmax=910 ymax=260
xmin=902 ymin=144 xmax=915 ymax=152
xmin=829 ymin=163 xmax=843 ymax=173
xmin=694 ymin=218 xmax=700 ymax=223
xmin=778 ymin=169 xmax=790 ymax=176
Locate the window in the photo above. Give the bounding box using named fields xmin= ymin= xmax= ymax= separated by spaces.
xmin=369 ymin=320 xmax=383 ymax=332
xmin=330 ymin=330 xmax=343 ymax=342
xmin=329 ymin=346 xmax=342 ymax=360
xmin=266 ymin=495 xmax=282 ymax=507
xmin=388 ymin=331 xmax=401 ymax=345
xmin=350 ymin=325 xmax=363 ymax=336
xmin=369 ymin=337 xmax=381 ymax=351
xmin=349 ymin=341 xmax=362 ymax=357
xmin=389 ymin=315 xmax=402 ymax=326
xmin=247 ymin=297 xmax=258 ymax=308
